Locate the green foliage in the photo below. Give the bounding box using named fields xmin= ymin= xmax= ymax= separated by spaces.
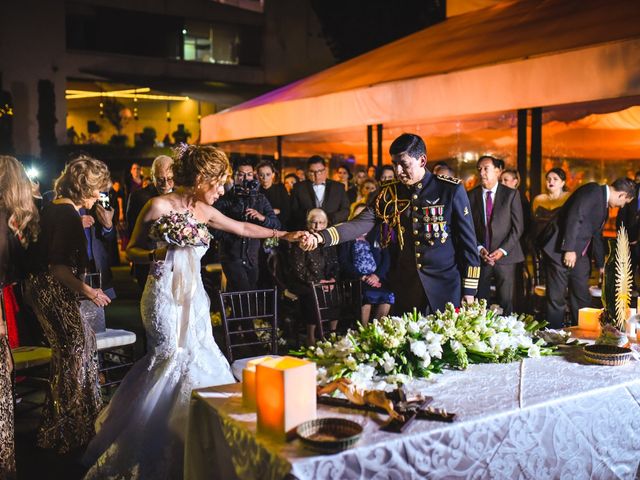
xmin=291 ymin=300 xmax=554 ymax=390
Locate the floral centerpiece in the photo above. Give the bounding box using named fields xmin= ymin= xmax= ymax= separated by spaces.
xmin=292 ymin=300 xmax=553 ymax=391
xmin=149 ymin=211 xmax=211 ymax=247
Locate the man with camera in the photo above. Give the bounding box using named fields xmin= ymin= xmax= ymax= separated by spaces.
xmin=213 ymin=160 xmax=281 ymax=291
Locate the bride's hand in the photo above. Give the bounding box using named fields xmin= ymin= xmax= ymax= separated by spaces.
xmin=281 ymin=231 xmax=306 ymax=243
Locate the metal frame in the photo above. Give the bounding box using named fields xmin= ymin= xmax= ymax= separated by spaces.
xmin=311 ymin=279 xmax=362 ymax=339
xmin=219 ymin=288 xmax=279 ymax=363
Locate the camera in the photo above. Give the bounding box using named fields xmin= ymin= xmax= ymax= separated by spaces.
xmin=97 ymin=192 xmax=111 ymax=209
xmin=233 ymin=179 xmax=259 ymax=196
xmin=26 ymin=166 xmax=39 ymax=182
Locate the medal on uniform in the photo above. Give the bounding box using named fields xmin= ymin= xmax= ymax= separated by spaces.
xmin=433 ymin=223 xmax=440 ymax=238
xmin=425 ymin=223 xmax=432 ymax=239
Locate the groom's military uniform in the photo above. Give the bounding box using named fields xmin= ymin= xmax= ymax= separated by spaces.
xmin=317 ymin=171 xmax=480 ymax=314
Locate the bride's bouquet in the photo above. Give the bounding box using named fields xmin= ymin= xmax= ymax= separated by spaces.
xmin=150 ymin=211 xmax=211 ymax=247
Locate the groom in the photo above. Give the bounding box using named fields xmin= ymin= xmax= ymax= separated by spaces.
xmin=300 ymin=133 xmax=481 ymax=315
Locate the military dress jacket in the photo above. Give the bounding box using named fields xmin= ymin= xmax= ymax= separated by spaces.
xmin=318 ymin=171 xmax=481 ymax=312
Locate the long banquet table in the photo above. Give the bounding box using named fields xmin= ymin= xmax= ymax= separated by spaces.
xmin=185 ymin=350 xmax=640 ymax=479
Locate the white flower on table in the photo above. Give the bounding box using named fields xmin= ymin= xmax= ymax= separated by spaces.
xmin=471 ymin=340 xmax=489 ymax=353
xmin=450 ymin=339 xmax=463 ymax=353
xmin=344 ymin=355 xmax=358 ymax=370
xmin=317 ymin=367 xmax=329 ymax=385
xmin=407 ymin=321 xmax=420 ymax=335
xmin=351 ymin=363 xmax=375 ymax=387
xmin=489 ymin=332 xmax=511 ymax=354
xmin=379 ymin=351 xmax=396 ymax=373
xmin=410 ymin=340 xmax=429 ymax=360
xmin=527 ymin=344 xmax=541 ymax=358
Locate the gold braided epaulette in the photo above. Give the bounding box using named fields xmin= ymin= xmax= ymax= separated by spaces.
xmin=436 ymin=174 xmax=462 ymax=185
xmin=374 ymin=181 xmax=410 ymax=250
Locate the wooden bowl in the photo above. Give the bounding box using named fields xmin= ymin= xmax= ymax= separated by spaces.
xmin=296 ymin=418 xmax=363 ymax=453
xmin=583 ymin=344 xmax=633 ymax=366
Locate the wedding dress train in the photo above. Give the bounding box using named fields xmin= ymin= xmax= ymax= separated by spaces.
xmin=83 ymin=245 xmax=235 ymax=479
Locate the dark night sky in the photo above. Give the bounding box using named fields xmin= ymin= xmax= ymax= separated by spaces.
xmin=311 ymin=0 xmax=446 ymax=62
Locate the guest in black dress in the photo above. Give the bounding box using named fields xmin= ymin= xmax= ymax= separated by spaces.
xmin=288 ymin=208 xmax=339 ymax=346
xmin=256 ymin=161 xmax=290 ymax=228
xmin=0 ymin=156 xmax=40 ymax=479
xmin=27 ymin=155 xmax=112 ymax=453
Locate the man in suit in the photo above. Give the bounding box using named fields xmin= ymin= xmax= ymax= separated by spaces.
xmin=79 ymin=203 xmax=117 ymax=299
xmin=300 ymin=133 xmax=481 ymax=315
xmin=126 ymin=155 xmax=174 ymax=289
xmin=616 ymin=179 xmax=640 ymax=285
xmin=468 ymin=156 xmax=524 ymax=314
xmin=540 ymin=178 xmax=635 ymax=328
xmin=290 ymin=156 xmax=350 ymax=230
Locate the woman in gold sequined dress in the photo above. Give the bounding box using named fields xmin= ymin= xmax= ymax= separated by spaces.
xmin=0 ymin=156 xmax=40 ymax=478
xmin=27 ymin=156 xmax=112 ymax=453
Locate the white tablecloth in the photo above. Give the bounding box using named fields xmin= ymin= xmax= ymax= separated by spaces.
xmin=185 ymin=349 xmax=640 ymax=479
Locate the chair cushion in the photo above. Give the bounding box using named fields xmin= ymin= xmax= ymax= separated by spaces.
xmin=12 ymin=346 xmax=52 ymax=370
xmin=231 ymin=355 xmax=282 ymax=382
xmin=96 ymin=329 xmax=137 ymax=350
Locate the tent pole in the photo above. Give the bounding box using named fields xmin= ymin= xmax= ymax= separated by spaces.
xmin=377 ymin=124 xmax=383 ymax=167
xmin=530 ymin=107 xmax=542 ymax=199
xmin=367 ymin=125 xmax=373 ymax=167
xmin=517 ymin=109 xmax=528 ymax=199
xmin=276 ymin=135 xmax=282 ymax=171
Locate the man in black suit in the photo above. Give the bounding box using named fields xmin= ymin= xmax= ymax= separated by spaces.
xmin=468 ymin=156 xmax=524 ymax=314
xmin=290 ymin=156 xmax=350 ymax=230
xmin=540 ymin=178 xmax=635 ymax=328
xmin=79 ymin=203 xmax=117 ymax=299
xmin=616 ymin=179 xmax=640 ymax=284
xmin=126 ymin=155 xmax=174 ymax=289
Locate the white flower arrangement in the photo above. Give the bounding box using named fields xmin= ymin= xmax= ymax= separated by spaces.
xmin=293 ymin=300 xmax=553 ymax=390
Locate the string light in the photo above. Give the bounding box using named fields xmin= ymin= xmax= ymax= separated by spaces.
xmin=133 ymin=96 xmax=138 ymax=120
xmin=0 ymin=104 xmax=13 ymax=118
xmin=166 ymin=101 xmax=171 ymax=123
xmin=65 ymin=87 xmax=188 ymax=101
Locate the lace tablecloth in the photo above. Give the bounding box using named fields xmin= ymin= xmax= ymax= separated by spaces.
xmin=185 ymin=350 xmax=640 ymax=479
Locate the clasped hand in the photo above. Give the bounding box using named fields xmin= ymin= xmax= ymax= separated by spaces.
xmin=479 ymin=247 xmax=503 ymax=266
xmin=280 ymin=231 xmax=322 ymax=251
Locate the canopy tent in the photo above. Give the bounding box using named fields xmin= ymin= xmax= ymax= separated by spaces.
xmin=201 ymin=0 xmax=640 ymax=144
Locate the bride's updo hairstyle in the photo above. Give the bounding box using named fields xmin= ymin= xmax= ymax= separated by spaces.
xmin=172 ymin=144 xmax=231 ymax=187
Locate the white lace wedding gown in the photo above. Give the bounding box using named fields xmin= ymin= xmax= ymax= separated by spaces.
xmin=83 ymin=245 xmax=235 ymax=479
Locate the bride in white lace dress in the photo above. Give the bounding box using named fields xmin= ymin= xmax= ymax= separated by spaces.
xmin=83 ymin=146 xmax=301 ymax=479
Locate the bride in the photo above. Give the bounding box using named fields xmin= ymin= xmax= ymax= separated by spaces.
xmin=83 ymin=145 xmax=301 ymax=479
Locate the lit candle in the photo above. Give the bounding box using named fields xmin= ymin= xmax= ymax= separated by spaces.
xmin=578 ymin=308 xmax=602 ymax=332
xmin=242 ymin=356 xmax=274 ymax=409
xmin=256 ymin=356 xmax=316 ymax=440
